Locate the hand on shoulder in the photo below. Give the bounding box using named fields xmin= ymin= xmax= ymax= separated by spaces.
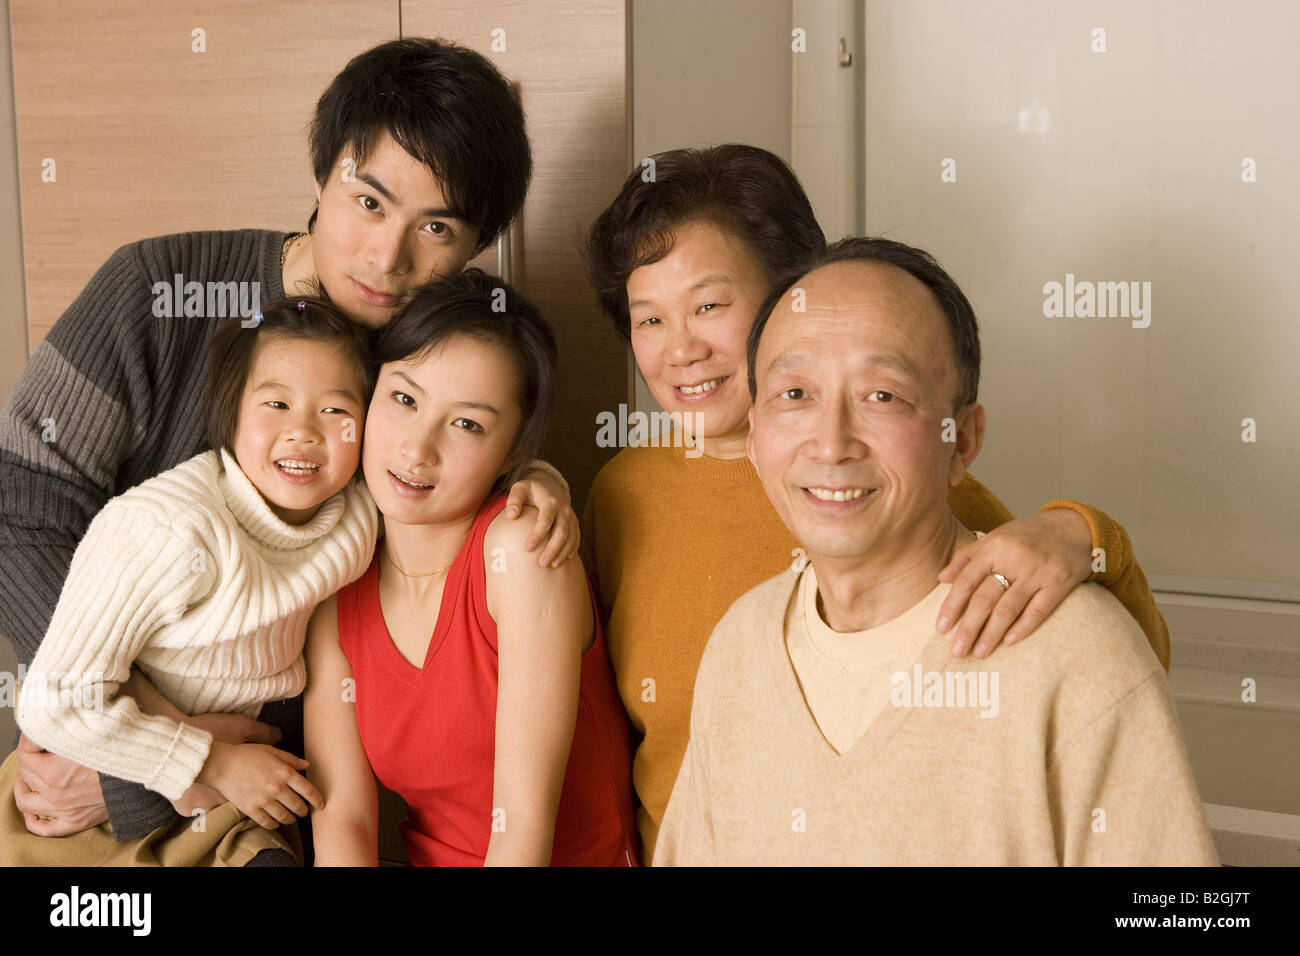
xmin=484 ymin=504 xmax=593 ymax=648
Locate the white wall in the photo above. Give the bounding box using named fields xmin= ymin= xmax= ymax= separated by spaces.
xmin=791 ymin=0 xmax=863 ymax=241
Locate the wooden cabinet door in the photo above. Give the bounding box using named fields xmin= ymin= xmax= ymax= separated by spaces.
xmin=10 ymin=0 xmax=400 ymax=348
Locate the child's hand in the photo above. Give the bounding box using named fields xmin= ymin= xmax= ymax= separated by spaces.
xmin=187 ymin=711 xmax=281 ymax=746
xmin=170 ymin=781 xmax=227 ymax=819
xmin=171 ymin=713 xmax=284 ymax=821
xmin=196 ymin=740 xmax=325 ymax=830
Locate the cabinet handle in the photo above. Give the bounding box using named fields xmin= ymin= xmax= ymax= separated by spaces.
xmin=497 ymin=79 xmax=524 ymax=286
xmin=496 ymin=223 xmax=514 ymax=285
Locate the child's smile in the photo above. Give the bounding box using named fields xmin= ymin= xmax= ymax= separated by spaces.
xmin=233 ymin=336 xmax=368 ymax=524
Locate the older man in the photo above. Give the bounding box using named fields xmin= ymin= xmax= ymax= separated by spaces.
xmin=655 ymin=237 xmax=1217 ymax=866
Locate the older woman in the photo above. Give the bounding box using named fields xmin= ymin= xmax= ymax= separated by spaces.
xmin=582 ymin=144 xmax=1168 ymax=862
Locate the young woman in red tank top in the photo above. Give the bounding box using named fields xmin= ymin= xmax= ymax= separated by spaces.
xmin=304 ymin=271 xmax=638 ymax=866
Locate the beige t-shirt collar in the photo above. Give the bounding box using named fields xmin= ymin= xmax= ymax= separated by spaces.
xmin=800 ymin=531 xmax=985 ymax=665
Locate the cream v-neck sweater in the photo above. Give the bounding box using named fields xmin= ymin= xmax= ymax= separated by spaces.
xmin=17 ymin=448 xmax=378 ymax=800
xmin=655 ymin=568 xmax=1217 ymax=866
xmin=789 ymin=568 xmax=951 ymax=755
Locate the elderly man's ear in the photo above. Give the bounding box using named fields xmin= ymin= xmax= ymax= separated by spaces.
xmin=946 ymin=402 xmax=985 ymax=487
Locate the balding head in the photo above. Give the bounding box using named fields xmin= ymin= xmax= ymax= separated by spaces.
xmin=748 ymin=237 xmax=980 ymax=415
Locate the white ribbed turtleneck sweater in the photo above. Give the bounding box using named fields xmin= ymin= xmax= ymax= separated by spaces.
xmin=17 ymin=448 xmax=378 ymax=800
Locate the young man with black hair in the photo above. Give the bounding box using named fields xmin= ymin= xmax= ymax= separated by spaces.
xmin=0 ymin=37 xmax=576 ymax=861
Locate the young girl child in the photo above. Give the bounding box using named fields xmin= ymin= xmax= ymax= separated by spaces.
xmin=14 ymin=297 xmax=380 ymax=865
xmin=305 ymin=271 xmax=638 ymax=866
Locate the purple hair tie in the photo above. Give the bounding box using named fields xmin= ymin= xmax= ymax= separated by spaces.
xmin=297 ymin=300 xmax=307 ymax=312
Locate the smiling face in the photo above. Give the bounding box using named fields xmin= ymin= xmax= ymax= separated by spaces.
xmin=362 ymin=334 xmax=524 ymax=529
xmin=231 ymin=336 xmax=368 ymax=525
xmin=311 ymin=130 xmax=482 ymax=328
xmin=747 ymin=259 xmax=983 ymax=564
xmin=624 ymin=220 xmax=769 ymax=445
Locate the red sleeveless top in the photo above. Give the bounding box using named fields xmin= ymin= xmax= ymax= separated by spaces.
xmin=336 ymin=495 xmax=638 ymax=866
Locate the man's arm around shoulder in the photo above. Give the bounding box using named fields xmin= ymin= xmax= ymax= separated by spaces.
xmin=1 ymin=239 xmax=173 ymax=839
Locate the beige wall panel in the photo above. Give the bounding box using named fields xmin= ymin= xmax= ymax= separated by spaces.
xmin=631 ymin=0 xmax=792 ymax=161
xmin=400 ymin=0 xmax=629 ymax=509
xmin=628 ymin=0 xmax=794 ymax=416
xmin=11 ymin=0 xmax=399 ymax=348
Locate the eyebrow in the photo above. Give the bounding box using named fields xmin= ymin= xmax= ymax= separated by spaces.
xmin=357 ymin=172 xmax=462 ymax=220
xmin=391 ymin=371 xmax=499 ymax=415
xmin=628 ymin=274 xmax=735 ymax=311
xmin=764 ymin=352 xmax=922 ymax=379
xmin=392 ymin=370 xmax=426 ymax=395
xmin=454 ymin=401 xmax=501 ymax=416
xmin=252 ymin=381 xmax=362 ymax=404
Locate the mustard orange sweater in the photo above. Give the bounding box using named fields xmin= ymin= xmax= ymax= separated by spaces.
xmin=581 ymin=446 xmax=1170 ymax=863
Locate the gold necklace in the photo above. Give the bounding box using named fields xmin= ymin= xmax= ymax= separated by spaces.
xmin=280 ymin=232 xmax=306 ymax=271
xmin=382 ymin=543 xmax=454 ymax=578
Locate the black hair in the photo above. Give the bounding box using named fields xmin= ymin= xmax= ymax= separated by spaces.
xmin=374 ymin=269 xmax=557 ymax=494
xmin=308 ymin=37 xmax=532 ymax=253
xmin=747 ymin=237 xmax=981 ymax=413
xmin=583 ymin=144 xmax=826 ymax=341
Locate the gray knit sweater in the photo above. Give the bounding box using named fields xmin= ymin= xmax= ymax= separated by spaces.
xmin=0 ymin=229 xmax=293 ymax=839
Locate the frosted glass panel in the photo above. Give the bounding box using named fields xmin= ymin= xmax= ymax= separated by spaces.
xmin=863 ymin=0 xmax=1300 ymax=597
